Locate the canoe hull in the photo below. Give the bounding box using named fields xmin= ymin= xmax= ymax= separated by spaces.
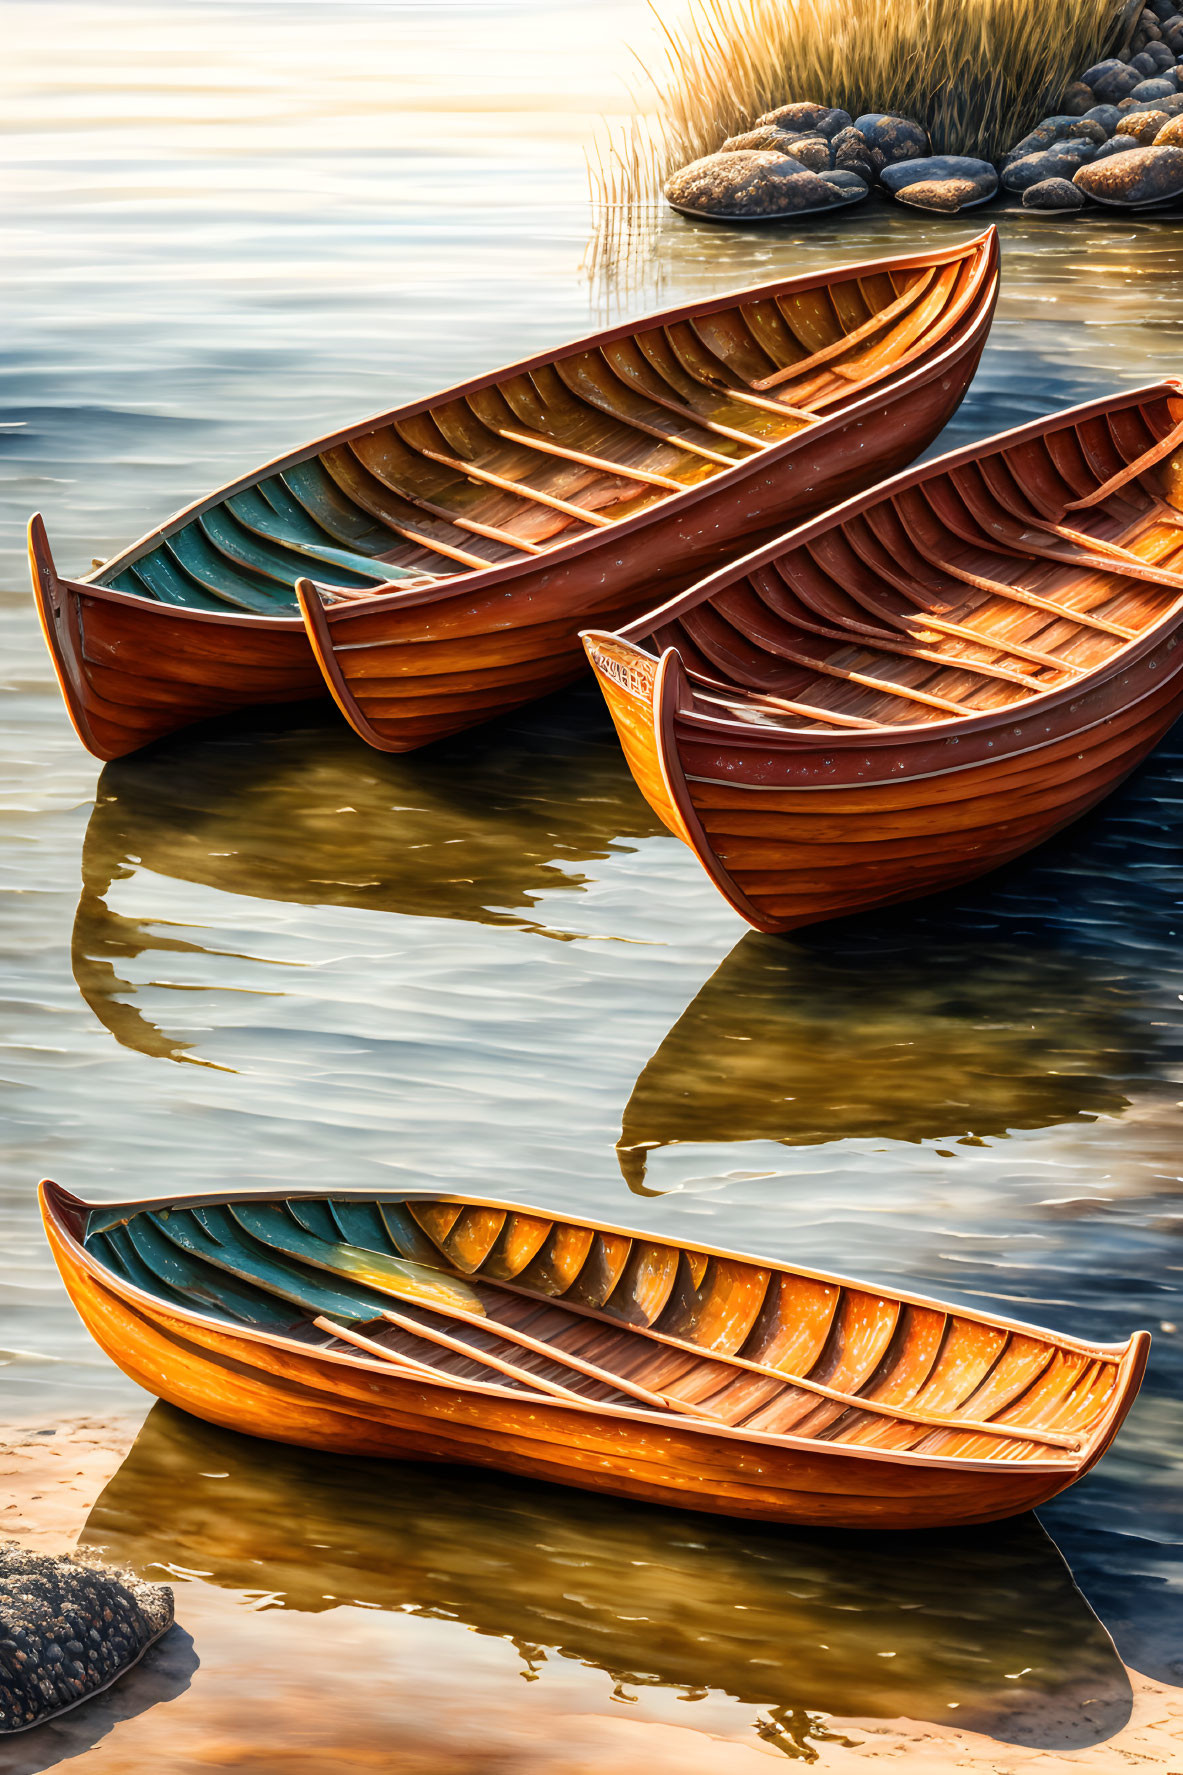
xmin=584 ymin=379 xmax=1183 ymax=932
xmin=29 ymin=517 xmax=322 ymax=761
xmin=299 ymin=301 xmax=995 ymax=754
xmin=41 ymin=1182 xmax=1147 ymax=1531
xmin=32 ymin=233 xmax=998 ymax=761
xmin=585 ymin=626 xmax=1183 ymax=932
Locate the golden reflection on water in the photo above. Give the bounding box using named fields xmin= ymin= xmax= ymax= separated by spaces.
xmin=617 ymin=930 xmax=1135 ymax=1189
xmin=70 ymin=703 xmax=661 ymax=1064
xmin=80 ymin=1403 xmax=1130 ymax=1757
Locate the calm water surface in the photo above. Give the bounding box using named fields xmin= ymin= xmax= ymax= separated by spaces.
xmin=2 ymin=1 xmax=1183 ymax=1764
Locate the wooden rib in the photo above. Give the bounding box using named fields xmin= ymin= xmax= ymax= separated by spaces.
xmin=1066 ymin=412 xmax=1183 ymax=509
xmin=321 ymin=448 xmax=498 ymax=570
xmin=418 ymin=447 xmax=611 ymax=528
xmin=552 ymin=363 xmax=740 ymax=467
xmin=313 ymin=1315 xmax=510 ymax=1385
xmin=757 ymin=643 xmax=989 ymax=715
xmin=363 ymin=473 xmax=546 ymax=557
xmin=494 ymin=426 xmax=685 ymax=490
xmin=729 ymin=582 xmax=1053 ymax=691
xmin=660 ymin=321 xmax=817 ymax=418
xmin=383 ymin=1291 xmax=681 ymax=1411
xmin=378 ymin=1304 xmax=594 ymax=1401
xmin=1025 ymin=514 xmax=1183 ymax=589
xmin=901 ymin=612 xmax=1084 ymax=675
xmin=898 ymin=500 xmax=1138 ymax=639
xmin=355 ymin=517 xmax=485 ymax=572
xmin=691 ymin=688 xmax=882 ymax=730
xmin=439 ymin=1206 xmax=508 ymax=1273
xmin=482 ymin=1272 xmax=1082 ymax=1449
xmin=597 ymin=351 xmax=767 ymax=448
xmin=751 ymin=269 xmax=937 ymax=390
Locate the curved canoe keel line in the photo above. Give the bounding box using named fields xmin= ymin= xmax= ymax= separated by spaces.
xmin=584 ymin=380 xmax=1183 ymax=932
xmin=30 ymin=231 xmax=998 ymax=760
xmin=41 ymin=1180 xmax=1147 ymax=1529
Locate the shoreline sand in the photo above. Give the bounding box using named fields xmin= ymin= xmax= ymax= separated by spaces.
xmin=2 ymin=1411 xmax=1181 ymax=1771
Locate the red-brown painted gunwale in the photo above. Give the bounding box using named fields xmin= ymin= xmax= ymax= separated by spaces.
xmin=584 ymin=380 xmax=1183 ymax=931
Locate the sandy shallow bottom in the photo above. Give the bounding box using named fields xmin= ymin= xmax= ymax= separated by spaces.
xmin=2 ymin=1413 xmax=1181 ymax=1774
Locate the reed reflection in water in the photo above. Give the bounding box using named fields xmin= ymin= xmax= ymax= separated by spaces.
xmin=74 ymin=1402 xmax=1129 ymax=1762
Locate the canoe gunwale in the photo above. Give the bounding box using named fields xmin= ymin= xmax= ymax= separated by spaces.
xmin=40 ymin=1178 xmax=1144 ymax=1487
xmin=605 ymin=378 xmax=1183 ymax=755
xmin=78 ymin=232 xmax=998 ymax=611
xmin=589 ymin=618 xmax=1183 ymax=786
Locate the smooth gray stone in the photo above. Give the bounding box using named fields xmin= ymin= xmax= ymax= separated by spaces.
xmin=1060 ymin=81 xmax=1096 ymax=115
xmin=1004 ymin=114 xmax=1100 ymax=164
xmin=1089 ymin=62 xmax=1144 ymax=102
xmin=1130 ymin=75 xmax=1179 ymax=99
xmin=1001 ymin=140 xmax=1100 ymax=189
xmin=819 ymin=168 xmax=870 ymax=193
xmin=1092 ymin=135 xmax=1141 ymax=159
xmin=879 ymin=153 xmax=998 ymax=199
xmin=1022 ymin=176 xmax=1087 ymax=209
xmin=852 ymin=112 xmax=930 ymax=168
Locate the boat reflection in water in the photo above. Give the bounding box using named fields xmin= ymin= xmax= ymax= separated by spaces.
xmin=82 ymin=1403 xmax=1130 ymax=1756
xmin=618 ymin=928 xmax=1138 ymax=1189
xmin=618 ymin=729 xmax=1183 ymax=1188
xmin=71 ymin=696 xmax=661 ymax=1062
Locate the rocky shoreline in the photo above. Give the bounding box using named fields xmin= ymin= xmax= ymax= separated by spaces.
xmin=664 ymin=0 xmax=1183 ymax=218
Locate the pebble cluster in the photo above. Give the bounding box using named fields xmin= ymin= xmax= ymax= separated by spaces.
xmin=0 ymin=1546 xmax=173 ymax=1734
xmin=665 ymin=103 xmax=1001 ymax=217
xmin=1003 ymin=0 xmax=1183 ymax=209
xmin=664 ymin=1 xmax=1183 ymax=220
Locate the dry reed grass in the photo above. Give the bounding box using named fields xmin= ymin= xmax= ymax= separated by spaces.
xmin=590 ymin=0 xmax=1135 ymax=207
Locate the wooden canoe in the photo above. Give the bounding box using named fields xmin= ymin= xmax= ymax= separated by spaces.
xmin=41 ymin=1178 xmax=1147 ymax=1530
xmin=28 ymin=230 xmax=998 ymax=763
xmin=583 ymin=381 xmax=1183 ymax=932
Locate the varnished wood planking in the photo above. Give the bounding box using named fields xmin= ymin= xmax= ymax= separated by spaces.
xmin=584 ymin=382 xmax=1183 ymax=930
xmin=40 ymin=1180 xmax=1147 ymax=1530
xmin=30 ymin=232 xmax=998 ymax=760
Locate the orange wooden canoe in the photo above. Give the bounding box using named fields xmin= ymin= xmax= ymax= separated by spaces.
xmin=41 ymin=1178 xmax=1147 ymax=1530
xmin=584 ymin=381 xmax=1183 ymax=933
xmin=29 ymin=230 xmax=998 ymax=762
